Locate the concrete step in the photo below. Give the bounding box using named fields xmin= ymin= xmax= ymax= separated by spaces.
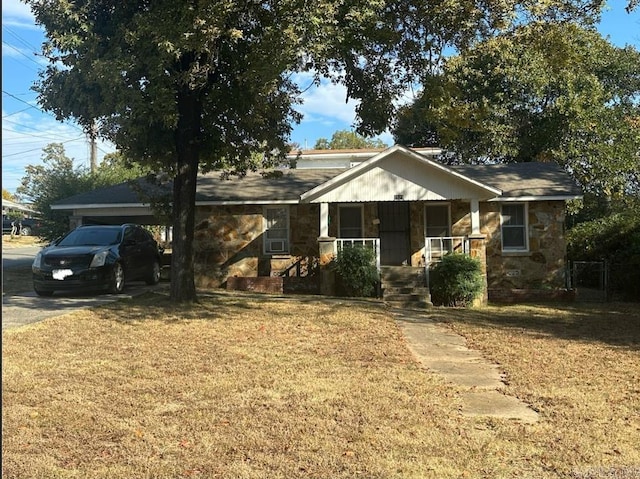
xmin=380 ymin=266 xmax=431 ymax=308
xmin=382 ymin=286 xmax=430 ymax=295
xmin=385 ymin=298 xmax=433 ymax=309
xmin=380 ymin=266 xmax=426 ymax=283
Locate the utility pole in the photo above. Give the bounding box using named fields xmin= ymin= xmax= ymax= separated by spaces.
xmin=88 ymin=121 xmax=98 ymax=173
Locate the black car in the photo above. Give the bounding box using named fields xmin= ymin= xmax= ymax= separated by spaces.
xmin=2 ymin=215 xmax=42 ymax=236
xmin=32 ymin=224 xmax=164 ymax=296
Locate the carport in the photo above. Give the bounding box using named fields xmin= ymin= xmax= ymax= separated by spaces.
xmin=50 ymin=178 xmax=171 ymax=230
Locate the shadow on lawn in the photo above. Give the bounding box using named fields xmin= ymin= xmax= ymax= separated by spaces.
xmin=97 ymin=289 xmax=388 ymax=327
xmin=430 ymin=302 xmax=640 ymax=350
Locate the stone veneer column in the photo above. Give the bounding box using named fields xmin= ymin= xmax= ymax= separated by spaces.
xmin=318 ymin=236 xmax=337 ymax=296
xmin=468 ymin=234 xmax=488 ymax=306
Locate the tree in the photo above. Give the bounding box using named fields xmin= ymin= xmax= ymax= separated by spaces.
xmin=314 ymin=130 xmax=388 ymax=150
xmin=91 ymin=152 xmax=150 ymax=190
xmin=393 ymin=23 xmax=640 ymax=202
xmin=2 ymin=190 xmax=16 ymax=201
xmin=26 ymin=0 xmax=607 ymax=302
xmin=16 ymin=145 xmax=153 ymax=241
xmin=17 ymin=144 xmax=93 ymax=240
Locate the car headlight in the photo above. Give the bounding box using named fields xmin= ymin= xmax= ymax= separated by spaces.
xmin=90 ymin=251 xmax=109 ymax=268
xmin=32 ymin=252 xmax=42 ymax=269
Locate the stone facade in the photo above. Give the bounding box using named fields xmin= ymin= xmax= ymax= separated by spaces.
xmin=481 ymin=201 xmax=568 ymax=292
xmin=191 ymin=199 xmax=570 ymax=301
xmin=192 ymin=204 xmax=320 ymax=290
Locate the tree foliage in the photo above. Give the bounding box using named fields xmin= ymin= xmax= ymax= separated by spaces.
xmin=314 ymin=130 xmax=388 ymax=150
xmin=17 ymin=144 xmax=94 ymax=240
xmin=16 ymin=144 xmax=152 ymax=241
xmin=566 ymin=203 xmax=640 ymax=300
xmin=2 ymin=190 xmax=16 ymax=201
xmin=393 ymin=23 xmax=640 ymax=201
xmin=25 ymin=0 xmax=609 ymax=301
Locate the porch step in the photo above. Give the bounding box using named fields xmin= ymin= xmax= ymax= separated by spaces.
xmin=380 ymin=266 xmax=432 ymax=309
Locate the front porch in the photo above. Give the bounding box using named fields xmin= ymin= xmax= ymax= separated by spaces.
xmin=319 ymin=230 xmax=486 ymax=306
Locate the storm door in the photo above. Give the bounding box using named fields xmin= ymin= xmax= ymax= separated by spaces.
xmin=378 ymin=202 xmax=411 ymax=265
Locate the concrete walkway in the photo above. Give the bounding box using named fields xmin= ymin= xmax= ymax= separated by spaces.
xmin=393 ymin=309 xmax=539 ymax=423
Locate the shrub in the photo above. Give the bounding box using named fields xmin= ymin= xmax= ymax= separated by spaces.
xmin=429 ymin=253 xmax=483 ymax=307
xmin=567 ymin=209 xmax=640 ymax=301
xmin=333 ymin=245 xmax=379 ymax=298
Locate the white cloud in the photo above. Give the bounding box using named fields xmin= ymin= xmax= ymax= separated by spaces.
xmin=2 ymin=0 xmax=36 ymax=24
xmin=294 ymin=74 xmax=359 ymax=127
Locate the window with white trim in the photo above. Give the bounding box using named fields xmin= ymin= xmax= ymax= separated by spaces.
xmin=501 ymin=203 xmax=528 ymax=251
xmin=338 ymin=205 xmax=363 ymax=238
xmin=425 ymin=203 xmax=450 ymax=237
xmin=264 ymin=206 xmax=289 ymax=254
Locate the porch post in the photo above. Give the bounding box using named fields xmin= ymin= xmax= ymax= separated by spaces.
xmin=320 ymin=202 xmax=329 ymax=237
xmin=317 ymin=236 xmax=336 ymax=296
xmin=470 ymin=199 xmax=480 ymax=235
xmin=468 ymin=233 xmax=488 ymax=306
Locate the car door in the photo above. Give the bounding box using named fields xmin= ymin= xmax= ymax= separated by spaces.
xmin=120 ymin=225 xmax=145 ymax=280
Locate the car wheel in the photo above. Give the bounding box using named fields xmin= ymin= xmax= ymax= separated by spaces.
xmin=20 ymin=226 xmax=32 ymax=236
xmin=109 ymin=262 xmax=125 ymax=294
xmin=146 ymin=260 xmax=161 ymax=285
xmin=34 ymin=286 xmax=54 ymax=297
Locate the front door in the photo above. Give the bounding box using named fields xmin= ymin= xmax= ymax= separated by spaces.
xmin=378 ymin=202 xmax=410 ymax=265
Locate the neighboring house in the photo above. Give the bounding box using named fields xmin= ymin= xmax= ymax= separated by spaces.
xmin=2 ymin=199 xmax=41 ymax=236
xmin=52 ymin=145 xmax=582 ymax=303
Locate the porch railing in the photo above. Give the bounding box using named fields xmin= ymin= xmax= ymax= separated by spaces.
xmin=336 ymin=238 xmax=381 ymax=271
xmin=424 ymin=236 xmax=469 ymax=265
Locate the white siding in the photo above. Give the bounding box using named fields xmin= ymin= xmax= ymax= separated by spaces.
xmin=307 ymin=151 xmax=495 ymax=203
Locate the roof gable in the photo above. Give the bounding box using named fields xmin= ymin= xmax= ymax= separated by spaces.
xmin=300 ymin=145 xmax=502 ymax=203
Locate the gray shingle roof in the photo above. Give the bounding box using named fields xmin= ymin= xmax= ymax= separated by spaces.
xmin=54 ymin=161 xmax=581 ymax=208
xmin=453 ymin=162 xmax=582 ymax=198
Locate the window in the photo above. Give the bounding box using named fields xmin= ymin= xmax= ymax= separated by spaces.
xmin=425 ymin=203 xmax=450 ymax=237
xmin=264 ymin=207 xmax=289 ymax=254
xmin=339 ymin=205 xmax=363 ymax=238
xmin=501 ymin=203 xmax=528 ymax=251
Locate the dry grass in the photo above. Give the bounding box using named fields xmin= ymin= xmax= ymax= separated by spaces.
xmin=2 ymin=293 xmax=639 ymax=479
xmin=1 ymin=234 xmax=44 ymax=248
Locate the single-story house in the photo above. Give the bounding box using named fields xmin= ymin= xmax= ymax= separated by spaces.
xmin=52 ymin=145 xmax=582 ymax=304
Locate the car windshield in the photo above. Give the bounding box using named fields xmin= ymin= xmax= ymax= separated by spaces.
xmin=57 ymin=228 xmax=122 ymax=247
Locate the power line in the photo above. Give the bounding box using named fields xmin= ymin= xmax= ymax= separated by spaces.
xmin=1 ymin=129 xmax=72 ymax=143
xmin=2 ymin=90 xmax=85 ymax=134
xmin=1 ymin=136 xmax=86 ymax=159
xmin=2 ymin=107 xmax=35 ymax=118
xmin=2 ymin=25 xmax=42 ymax=56
xmin=1 ymin=40 xmax=41 ymax=71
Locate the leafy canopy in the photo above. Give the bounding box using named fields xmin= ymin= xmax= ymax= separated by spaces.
xmin=17 ymin=144 xmax=152 ymax=241
xmin=314 ymin=130 xmax=388 ymax=150
xmin=393 ymin=23 xmax=640 ymax=202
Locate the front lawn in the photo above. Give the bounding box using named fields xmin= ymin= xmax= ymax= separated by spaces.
xmin=2 ymin=293 xmax=639 ymax=478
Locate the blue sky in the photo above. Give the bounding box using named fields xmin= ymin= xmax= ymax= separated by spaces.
xmin=2 ymin=0 xmax=639 ymax=195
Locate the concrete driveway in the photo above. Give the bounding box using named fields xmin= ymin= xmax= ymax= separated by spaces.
xmin=2 ymin=283 xmax=168 ymax=330
xmin=2 ymin=242 xmax=169 ymax=330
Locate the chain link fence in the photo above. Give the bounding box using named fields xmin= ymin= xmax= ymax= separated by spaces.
xmin=570 ymin=260 xmax=640 ymax=302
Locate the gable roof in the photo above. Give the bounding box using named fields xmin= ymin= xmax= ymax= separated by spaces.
xmin=300 ymin=145 xmax=502 ymax=203
xmin=53 ymin=147 xmax=581 ymax=211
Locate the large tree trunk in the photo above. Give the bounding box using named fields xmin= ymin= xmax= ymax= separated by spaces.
xmin=170 ymin=87 xmax=201 ymax=302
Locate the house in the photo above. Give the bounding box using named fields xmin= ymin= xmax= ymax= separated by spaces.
xmin=52 ymin=145 xmax=582 ymax=304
